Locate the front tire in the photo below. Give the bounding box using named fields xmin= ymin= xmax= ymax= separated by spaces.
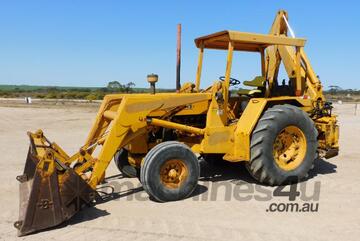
xmin=140 ymin=141 xmax=199 ymax=202
xmin=114 ymin=149 xmax=139 ymax=178
xmin=246 ymin=104 xmax=318 ymax=185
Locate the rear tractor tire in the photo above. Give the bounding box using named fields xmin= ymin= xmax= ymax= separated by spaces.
xmin=140 ymin=141 xmax=200 ymax=202
xmin=246 ymin=104 xmax=318 ymax=185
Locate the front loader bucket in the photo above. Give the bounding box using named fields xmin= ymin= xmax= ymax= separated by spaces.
xmin=14 ymin=132 xmax=98 ymax=236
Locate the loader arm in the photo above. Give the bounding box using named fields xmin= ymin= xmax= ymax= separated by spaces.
xmin=85 ymin=93 xmax=211 ymax=187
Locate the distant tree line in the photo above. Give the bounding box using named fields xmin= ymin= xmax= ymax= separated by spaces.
xmin=325 ymin=86 xmax=360 ymax=95
xmin=0 ymin=81 xmax=138 ymax=100
xmin=325 ymin=86 xmax=360 ymax=102
xmin=107 ymin=81 xmax=135 ymax=93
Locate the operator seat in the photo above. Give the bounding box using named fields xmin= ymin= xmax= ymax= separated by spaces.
xmin=237 ymin=76 xmax=266 ymax=96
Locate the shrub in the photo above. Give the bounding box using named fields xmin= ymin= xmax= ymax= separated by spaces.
xmin=45 ymin=92 xmax=58 ymax=99
xmin=85 ymin=93 xmax=97 ymax=101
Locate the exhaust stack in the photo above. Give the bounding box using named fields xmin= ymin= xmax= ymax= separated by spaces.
xmin=176 ymin=23 xmax=181 ymax=91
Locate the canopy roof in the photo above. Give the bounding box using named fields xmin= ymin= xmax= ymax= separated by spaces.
xmin=194 ymin=30 xmax=306 ymax=52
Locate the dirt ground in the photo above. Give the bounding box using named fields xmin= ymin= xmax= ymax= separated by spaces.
xmin=0 ymin=102 xmax=359 ymax=241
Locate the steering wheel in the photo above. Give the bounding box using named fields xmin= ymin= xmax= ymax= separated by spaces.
xmin=219 ymin=76 xmax=241 ymax=86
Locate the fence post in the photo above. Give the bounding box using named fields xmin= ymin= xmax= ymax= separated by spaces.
xmin=355 ymin=103 xmax=358 ymax=116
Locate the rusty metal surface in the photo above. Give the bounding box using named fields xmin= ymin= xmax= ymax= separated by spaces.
xmin=14 ymin=138 xmax=98 ymax=236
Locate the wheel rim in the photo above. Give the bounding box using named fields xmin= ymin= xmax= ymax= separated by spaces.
xmin=273 ymin=126 xmax=307 ymax=171
xmin=160 ymin=159 xmax=188 ymax=189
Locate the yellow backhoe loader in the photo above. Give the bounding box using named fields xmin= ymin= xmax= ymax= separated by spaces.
xmin=14 ymin=10 xmax=339 ymax=236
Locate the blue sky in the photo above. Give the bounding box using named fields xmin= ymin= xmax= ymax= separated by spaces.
xmin=0 ymin=0 xmax=359 ymax=89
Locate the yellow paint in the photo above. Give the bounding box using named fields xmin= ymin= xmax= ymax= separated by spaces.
xmin=273 ymin=126 xmax=307 ymax=171
xmin=195 ymin=44 xmax=204 ymax=91
xmin=160 ymin=159 xmax=188 ymax=189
